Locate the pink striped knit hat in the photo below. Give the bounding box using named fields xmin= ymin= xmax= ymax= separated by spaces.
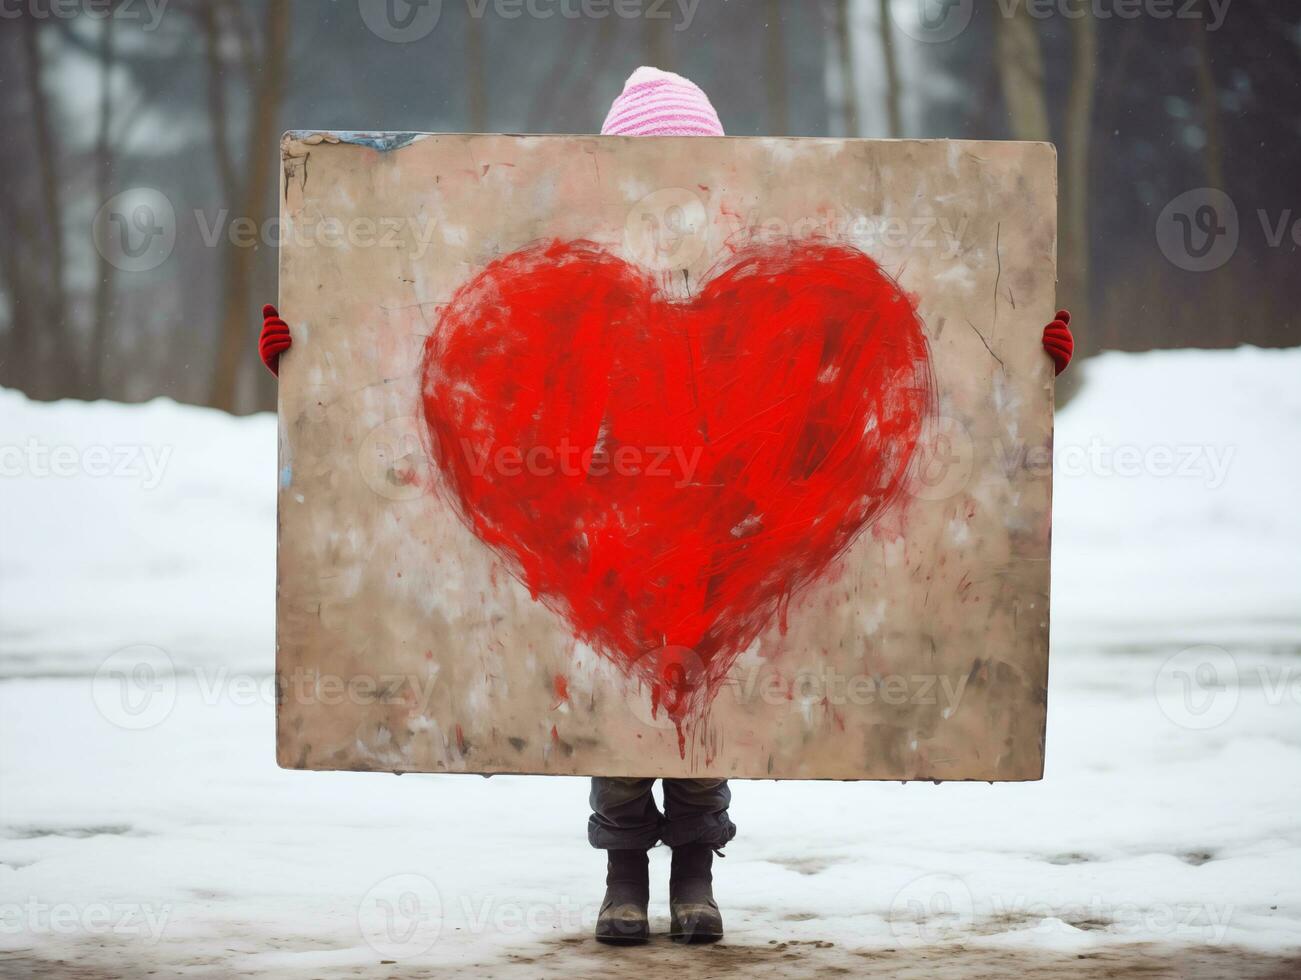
xmin=601 ymin=66 xmax=725 ymax=137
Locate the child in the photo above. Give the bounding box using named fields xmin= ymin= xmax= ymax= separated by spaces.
xmin=259 ymin=67 xmax=1074 ymax=947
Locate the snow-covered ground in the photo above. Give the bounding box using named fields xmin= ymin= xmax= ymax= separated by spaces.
xmin=2 ymin=348 xmax=1300 ymax=978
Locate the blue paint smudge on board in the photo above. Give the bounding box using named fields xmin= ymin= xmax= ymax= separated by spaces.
xmin=280 ymin=464 xmax=293 ymax=488
xmin=287 ymin=130 xmax=426 ymax=153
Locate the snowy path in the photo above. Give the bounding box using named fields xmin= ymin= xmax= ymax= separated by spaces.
xmin=3 ymin=348 xmax=1301 ymax=977
xmin=2 ymin=642 xmax=1301 ymax=978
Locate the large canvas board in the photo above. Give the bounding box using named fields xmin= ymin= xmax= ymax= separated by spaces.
xmin=275 ymin=132 xmax=1056 ymax=780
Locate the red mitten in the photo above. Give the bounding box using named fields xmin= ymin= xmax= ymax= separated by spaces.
xmin=1042 ymin=309 xmax=1073 ymax=376
xmin=258 ymin=304 xmax=291 ymax=377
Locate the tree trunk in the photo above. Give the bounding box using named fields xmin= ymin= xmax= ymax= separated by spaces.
xmin=1190 ymin=20 xmax=1224 ymax=191
xmin=823 ymin=0 xmax=859 ymax=137
xmin=90 ymin=15 xmax=117 ymax=395
xmin=764 ymin=0 xmax=789 ymax=135
xmin=1190 ymin=17 xmax=1229 ymax=346
xmin=208 ymin=0 xmax=290 ymax=414
xmin=0 ymin=174 xmax=34 ymax=391
xmin=1060 ymin=12 xmax=1097 ymax=349
xmin=644 ymin=11 xmax=671 ymax=70
xmin=19 ymin=16 xmax=73 ymax=398
xmin=878 ymin=0 xmax=902 ymax=137
xmin=995 ymin=7 xmax=1050 ymax=141
xmin=996 ymin=7 xmax=1088 ymax=396
xmin=0 ymin=27 xmax=36 ymax=389
xmin=527 ymin=24 xmax=601 ymax=133
xmin=200 ymin=1 xmax=239 ymax=208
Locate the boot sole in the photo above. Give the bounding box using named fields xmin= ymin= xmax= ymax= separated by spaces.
xmin=595 ymin=913 xmax=650 ymax=945
xmin=670 ymin=931 xmax=723 ymax=944
xmin=595 ymin=927 xmax=650 ymax=945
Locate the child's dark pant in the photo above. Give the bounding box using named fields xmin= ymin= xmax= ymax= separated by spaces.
xmin=588 ymin=777 xmax=737 ymax=850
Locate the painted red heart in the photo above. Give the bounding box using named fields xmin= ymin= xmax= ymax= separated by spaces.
xmin=420 ymin=239 xmax=934 ymax=733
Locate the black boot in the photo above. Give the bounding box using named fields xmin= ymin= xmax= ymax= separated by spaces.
xmin=595 ymin=849 xmax=650 ymax=944
xmin=669 ymin=844 xmax=724 ymax=943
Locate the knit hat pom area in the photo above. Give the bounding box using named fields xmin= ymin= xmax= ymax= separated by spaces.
xmin=601 ymin=66 xmax=725 ymax=137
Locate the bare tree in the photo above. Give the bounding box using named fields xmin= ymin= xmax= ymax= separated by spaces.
xmin=204 ymin=0 xmax=290 ymax=414
xmin=878 ymin=0 xmax=902 ymax=137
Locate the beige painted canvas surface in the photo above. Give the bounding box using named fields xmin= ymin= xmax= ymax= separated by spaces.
xmin=275 ymin=132 xmax=1056 ymax=781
